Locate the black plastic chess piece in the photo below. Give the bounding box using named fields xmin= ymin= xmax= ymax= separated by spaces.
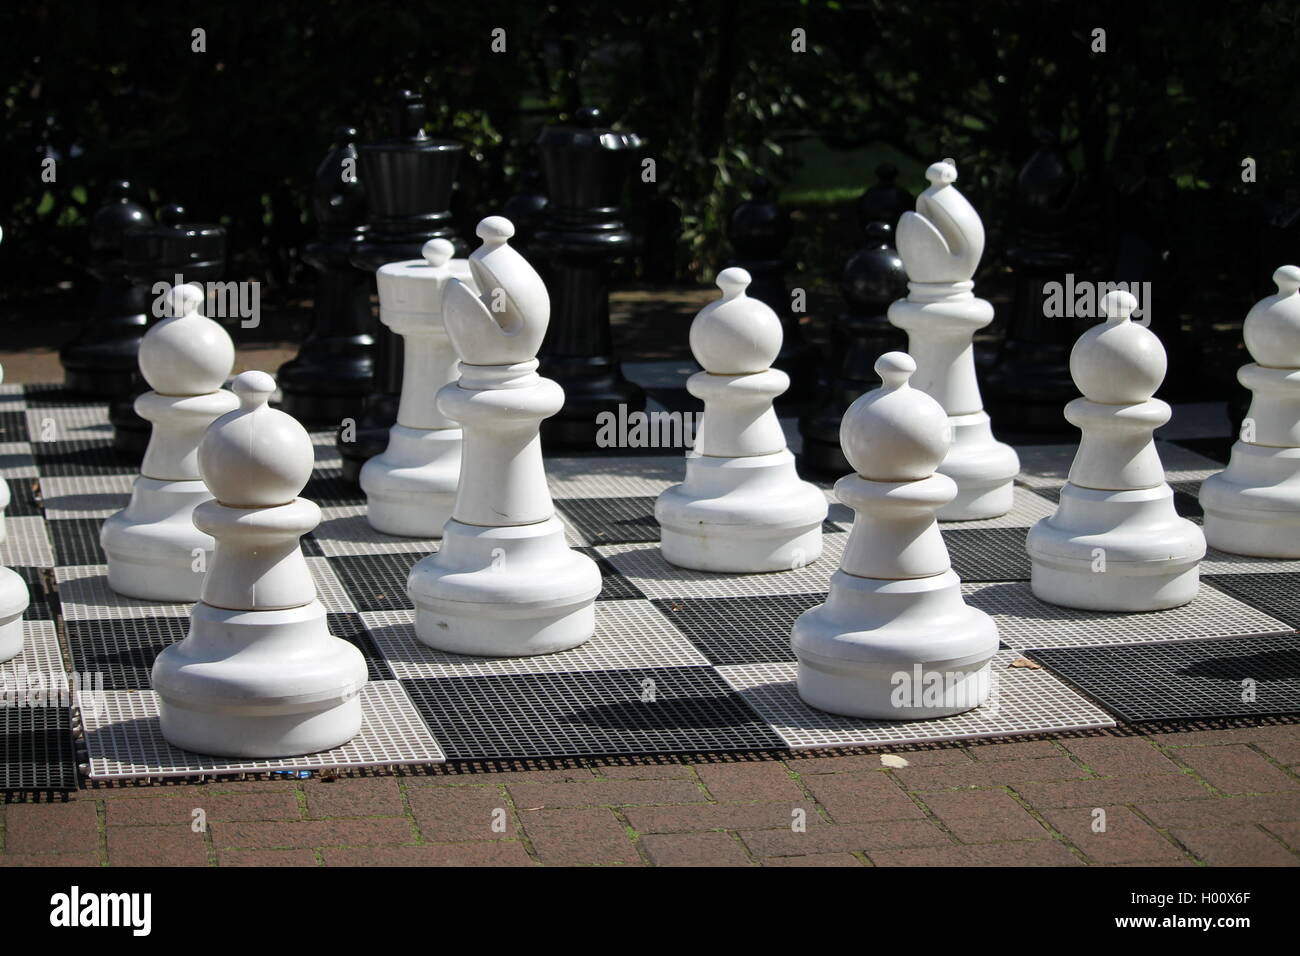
xmin=335 ymin=90 xmax=464 ymax=484
xmin=502 ymin=163 xmax=548 ymax=253
xmin=532 ymin=107 xmax=646 ymax=448
xmin=60 ymin=181 xmax=154 ymax=396
xmin=277 ymin=126 xmax=373 ymax=427
xmin=109 ymin=203 xmax=227 ymax=455
xmin=856 ymin=164 xmax=913 ymax=234
xmin=724 ymin=177 xmax=816 ymax=402
xmin=982 ymin=138 xmax=1086 ymax=433
xmin=799 ymin=221 xmax=909 ymax=475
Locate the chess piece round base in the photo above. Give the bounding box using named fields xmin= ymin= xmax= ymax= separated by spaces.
xmin=656 ymin=450 xmax=827 ymax=573
xmin=152 ymin=600 xmax=367 ymax=758
xmin=1200 ymin=443 xmax=1300 ymax=558
xmin=101 ymin=478 xmax=215 ymax=601
xmin=408 ymin=516 xmax=601 ymax=657
xmin=791 ymin=569 xmax=998 ymax=719
xmin=937 ymin=411 xmax=1020 ymax=521
xmin=0 ymin=566 xmax=29 ymax=663
xmin=1027 ymin=484 xmax=1206 ymax=611
xmin=360 ymin=425 xmax=461 ymax=537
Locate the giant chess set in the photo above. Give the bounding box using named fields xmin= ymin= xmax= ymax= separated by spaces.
xmin=4 ymin=116 xmax=1300 ymax=793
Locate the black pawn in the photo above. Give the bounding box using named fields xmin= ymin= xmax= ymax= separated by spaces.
xmin=335 ymin=90 xmax=464 ymax=484
xmin=533 ymin=107 xmax=646 ymax=448
xmin=724 ymin=178 xmax=816 ymax=402
xmin=982 ymin=139 xmax=1085 ymax=433
xmin=799 ymin=221 xmax=909 ymax=475
xmin=277 ymin=126 xmax=373 ymax=427
xmin=109 ymin=203 xmax=227 ymax=455
xmin=60 ymin=181 xmax=154 ymax=396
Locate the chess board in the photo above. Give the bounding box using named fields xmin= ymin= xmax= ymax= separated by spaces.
xmin=2 ymin=373 xmax=1299 ymax=792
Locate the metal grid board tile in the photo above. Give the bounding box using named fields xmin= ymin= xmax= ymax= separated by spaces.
xmin=546 ymin=455 xmax=688 ymax=498
xmin=313 ymin=508 xmax=443 ymax=557
xmin=935 ymin=485 xmax=1059 ymax=530
xmin=325 ymin=551 xmax=429 ymax=612
xmin=1203 ymin=573 xmax=1300 ymax=628
xmin=29 ymin=439 xmax=141 ymax=477
xmin=55 ymin=565 xmax=192 ymax=621
xmin=1 ymin=622 xmax=68 ymax=689
xmin=1026 ymin=633 xmax=1300 ymax=722
xmin=401 ymin=666 xmax=787 ymax=760
xmin=575 ymin=547 xmax=646 ymax=601
xmin=598 ymin=533 xmax=848 ymax=600
xmin=46 ymin=516 xmax=107 ymax=566
xmin=650 ymin=592 xmax=825 ymax=666
xmin=555 ymin=495 xmax=665 ymax=545
xmin=65 ymin=616 xmax=189 ymax=690
xmin=13 ymin=565 xmax=58 ymax=620
xmin=363 ymin=600 xmax=710 ymax=680
xmin=0 ymin=441 xmax=40 ymax=480
xmin=0 ymin=705 xmax=78 ymax=791
xmin=38 ymin=473 xmax=133 ymax=519
xmin=4 ymin=476 xmax=42 ymax=517
xmin=966 ymin=580 xmax=1294 ymax=650
xmin=25 ymin=405 xmax=113 ymax=443
xmin=0 ymin=515 xmax=56 ymax=567
xmin=716 ymin=650 xmax=1115 ymax=750
xmin=22 ymin=384 xmax=104 ymax=407
xmin=303 ymin=469 xmax=367 ymax=508
xmin=943 ymin=527 xmax=1033 ymax=581
xmin=79 ymin=681 xmax=445 ymax=780
xmin=326 ymin=611 xmax=396 ymax=682
xmin=1201 ymin=549 xmax=1300 ymax=576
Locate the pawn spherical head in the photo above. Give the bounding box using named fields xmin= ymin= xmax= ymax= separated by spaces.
xmin=1244 ymin=265 xmax=1300 ymax=368
xmin=139 ymin=286 xmax=234 ymax=394
xmin=926 ymin=161 xmax=958 ymax=186
xmin=1101 ymin=289 xmax=1138 ymax=322
xmin=166 ymin=282 xmax=205 ymax=317
xmin=199 ymin=371 xmax=315 ymax=507
xmin=874 ymin=351 xmax=915 ymax=389
xmin=841 ymin=353 xmax=951 ymax=481
xmin=423 ymin=238 xmax=454 ymax=268
xmin=476 ymin=216 xmax=515 ymax=246
xmin=1273 ymin=265 xmax=1300 ymax=296
xmin=690 ymin=268 xmax=782 ymax=374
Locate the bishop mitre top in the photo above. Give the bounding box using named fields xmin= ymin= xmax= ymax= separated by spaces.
xmin=895 ymin=161 xmax=984 ymax=284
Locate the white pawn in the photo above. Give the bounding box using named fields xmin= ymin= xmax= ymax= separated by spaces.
xmin=408 ymin=217 xmax=600 ymax=656
xmin=152 ymin=371 xmax=367 ymax=757
xmin=360 ymin=239 xmax=475 ymax=537
xmin=888 ymin=161 xmax=1019 ymax=519
xmin=0 ymin=358 xmax=28 ymax=663
xmin=101 ymin=283 xmax=238 ymax=600
xmin=1200 ymin=266 xmax=1300 ymax=556
xmin=792 ymin=352 xmax=998 ymax=719
xmin=1027 ymin=291 xmax=1205 ymax=611
xmin=657 ymin=268 xmax=827 ymax=572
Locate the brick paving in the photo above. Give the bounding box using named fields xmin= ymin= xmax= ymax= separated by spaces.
xmin=3 ymin=726 xmax=1299 ymax=866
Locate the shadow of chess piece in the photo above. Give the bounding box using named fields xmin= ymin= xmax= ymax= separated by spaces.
xmin=799 ymin=222 xmax=909 ymax=476
xmin=532 ymin=107 xmax=646 ymax=448
xmin=335 ymin=90 xmax=464 ymax=484
xmin=60 ymin=181 xmax=154 ymax=396
xmin=724 ymin=177 xmax=816 ymax=403
xmin=277 ymin=126 xmax=373 ymax=428
xmin=983 ymin=137 xmax=1086 ymax=433
xmin=110 ymin=203 xmax=226 ymax=456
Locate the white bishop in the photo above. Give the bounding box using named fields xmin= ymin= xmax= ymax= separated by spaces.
xmin=101 ymin=283 xmax=238 ymax=600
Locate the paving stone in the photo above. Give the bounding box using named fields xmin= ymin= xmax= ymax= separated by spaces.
xmin=508 ymin=780 xmax=705 ymax=809
xmin=520 ymin=808 xmax=638 ymax=866
xmin=894 ymin=757 xmax=1091 ymax=791
xmin=869 ymin=841 xmax=1082 ymax=866
xmin=210 ymin=818 xmax=415 ymax=850
xmin=1043 ymin=806 xmax=1188 ymax=864
xmin=107 ymin=825 xmax=208 ymax=866
xmin=1065 ymin=738 xmax=1183 ymax=776
xmin=1174 ymin=744 xmax=1300 ymax=794
xmin=303 ymin=778 xmax=404 ymax=819
xmin=919 ymin=789 xmax=1052 ymax=843
xmin=320 ymin=842 xmax=536 ymax=866
xmin=1137 ymin=793 xmax=1300 ymax=828
xmin=4 ymin=800 xmax=98 ymax=855
xmin=1148 ymin=726 xmax=1300 ymax=748
xmin=788 ymin=751 xmax=971 ymax=775
xmin=803 ymin=772 xmax=925 ymax=824
xmin=0 ymin=852 xmax=101 ymax=867
xmin=593 ymin=763 xmax=696 ymax=780
xmin=762 ymin=852 xmax=865 ymax=866
xmin=1016 ymin=774 xmax=1213 ymax=809
xmin=106 ymin=792 xmax=301 ymax=826
xmin=408 ymin=786 xmax=518 ymax=842
xmin=1172 ymin=825 xmax=1300 ymax=866
xmin=218 ymin=848 xmax=318 ymax=866
xmin=966 ymin=740 xmax=1062 ymax=761
xmin=641 ymin=831 xmax=753 ymax=866
xmin=625 ymin=802 xmax=822 ymax=835
xmin=739 ymin=819 xmax=949 ymax=857
xmin=1257 ymin=739 xmax=1300 ymax=766
xmin=1262 ymin=820 xmax=1300 ymax=849
xmin=696 ymin=762 xmax=804 ymax=803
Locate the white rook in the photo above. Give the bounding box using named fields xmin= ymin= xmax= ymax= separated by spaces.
xmin=0 ymin=358 xmax=28 ymax=663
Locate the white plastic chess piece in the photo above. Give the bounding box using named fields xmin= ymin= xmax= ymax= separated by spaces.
xmin=0 ymin=362 xmax=9 ymax=544
xmin=1027 ymin=291 xmax=1206 ymax=611
xmin=656 ymin=268 xmax=826 ymax=572
xmin=360 ymin=239 xmax=475 ymax=536
xmin=888 ymin=161 xmax=1019 ymax=520
xmin=0 ymin=360 xmax=27 ymax=663
xmin=101 ymin=283 xmax=238 ymax=600
xmin=151 ymin=371 xmax=367 ymax=757
xmin=791 ymin=352 xmax=999 ymax=719
xmin=1200 ymin=266 xmax=1300 ymax=557
xmin=407 ymin=217 xmax=600 ymax=656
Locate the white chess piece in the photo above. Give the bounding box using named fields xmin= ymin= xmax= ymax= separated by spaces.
xmin=1027 ymin=291 xmax=1205 ymax=610
xmin=151 ymin=371 xmax=367 ymax=757
xmin=0 ymin=360 xmax=28 ymax=663
xmin=407 ymin=217 xmax=600 ymax=656
xmin=791 ymin=352 xmax=999 ymax=719
xmin=360 ymin=239 xmax=475 ymax=537
xmin=101 ymin=283 xmax=238 ymax=600
xmin=656 ymin=267 xmax=826 ymax=572
xmin=1200 ymin=266 xmax=1300 ymax=557
xmin=888 ymin=161 xmax=1019 ymax=519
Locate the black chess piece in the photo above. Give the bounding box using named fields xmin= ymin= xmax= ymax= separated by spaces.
xmin=982 ymin=138 xmax=1086 ymax=433
xmin=530 ymin=107 xmax=646 ymax=448
xmin=724 ymin=177 xmax=816 ymax=402
xmin=335 ymin=90 xmax=464 ymax=484
xmin=60 ymin=181 xmax=154 ymax=396
xmin=856 ymin=164 xmax=913 ymax=234
xmin=109 ymin=203 xmax=227 ymax=455
xmin=502 ymin=162 xmax=548 ymax=254
xmin=277 ymin=126 xmax=373 ymax=427
xmin=799 ymin=221 xmax=909 ymax=475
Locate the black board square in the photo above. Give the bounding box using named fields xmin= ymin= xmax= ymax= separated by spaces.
xmin=651 ymin=593 xmax=823 ymax=666
xmin=1027 ymin=633 xmax=1300 ymax=722
xmin=65 ymin=616 xmax=189 ymax=690
xmin=403 ymin=666 xmax=785 ymax=760
xmin=943 ymin=527 xmax=1033 ymax=582
xmin=11 ymin=566 xmax=57 ymax=621
xmin=328 ymin=611 xmax=394 ymax=682
xmin=328 ymin=552 xmax=430 ymax=612
xmin=576 ymin=547 xmax=646 ymax=601
xmin=555 ymin=495 xmax=661 ymax=545
xmin=1205 ymin=573 xmax=1300 ymax=629
xmin=4 ymin=476 xmax=42 ymax=517
xmin=0 ymin=706 xmax=77 ymax=791
xmin=46 ymin=517 xmax=107 ymax=566
xmin=30 ymin=439 xmax=139 ymax=477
